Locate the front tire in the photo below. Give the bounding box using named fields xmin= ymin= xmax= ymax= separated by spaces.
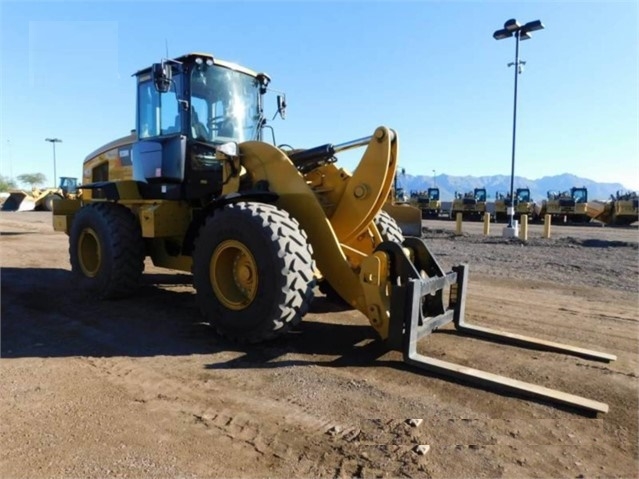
xmin=192 ymin=202 xmax=316 ymax=343
xmin=374 ymin=210 xmax=405 ymax=244
xmin=69 ymin=202 xmax=145 ymax=299
xmin=43 ymin=193 xmax=63 ymax=212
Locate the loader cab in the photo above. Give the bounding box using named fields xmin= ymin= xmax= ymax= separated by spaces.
xmin=427 ymin=187 xmax=440 ymax=201
xmin=571 ymin=187 xmax=588 ymax=203
xmin=58 ymin=177 xmax=78 ymax=195
xmin=395 ymin=187 xmax=409 ymax=203
xmin=516 ymin=188 xmax=531 ymax=203
xmin=132 ymin=53 xmax=271 ymax=200
xmin=474 ymin=188 xmax=487 ymax=202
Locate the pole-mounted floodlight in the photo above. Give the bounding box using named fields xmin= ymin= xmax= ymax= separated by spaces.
xmin=523 ymin=20 xmax=544 ymax=32
xmin=45 ymin=138 xmax=62 ymax=186
xmin=493 ymin=18 xmax=544 ymax=232
xmin=504 ymin=19 xmax=521 ymax=32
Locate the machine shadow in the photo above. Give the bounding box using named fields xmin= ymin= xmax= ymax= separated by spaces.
xmin=0 ymin=267 xmax=393 ymax=369
xmin=1 ymin=267 xmax=603 ymax=415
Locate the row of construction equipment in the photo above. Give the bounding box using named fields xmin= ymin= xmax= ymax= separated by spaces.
xmin=48 ymin=52 xmax=617 ymax=415
xmin=403 ymin=186 xmax=638 ymax=226
xmin=4 ymin=175 xmax=635 ymax=228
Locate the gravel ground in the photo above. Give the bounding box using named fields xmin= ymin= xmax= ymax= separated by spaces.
xmin=1 ymin=211 xmax=638 ymax=479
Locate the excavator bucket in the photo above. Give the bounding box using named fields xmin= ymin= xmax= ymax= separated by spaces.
xmin=1 ymin=191 xmax=36 ymax=212
xmin=382 ymin=202 xmax=422 ymax=237
xmin=381 ymin=237 xmax=615 ymax=415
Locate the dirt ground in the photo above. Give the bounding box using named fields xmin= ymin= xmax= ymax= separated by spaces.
xmin=1 ymin=211 xmax=638 ymax=479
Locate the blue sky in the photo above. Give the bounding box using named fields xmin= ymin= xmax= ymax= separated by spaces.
xmin=1 ymin=1 xmax=638 ymax=190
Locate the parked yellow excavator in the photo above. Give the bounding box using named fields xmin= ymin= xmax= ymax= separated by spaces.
xmin=52 ymin=53 xmax=615 ymax=414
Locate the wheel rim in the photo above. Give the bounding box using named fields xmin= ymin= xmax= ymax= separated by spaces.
xmin=210 ymin=240 xmax=258 ymax=310
xmin=77 ymin=227 xmax=102 ymax=277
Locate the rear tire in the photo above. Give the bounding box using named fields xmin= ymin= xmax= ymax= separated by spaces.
xmin=192 ymin=202 xmax=316 ymax=343
xmin=69 ymin=202 xmax=145 ymax=299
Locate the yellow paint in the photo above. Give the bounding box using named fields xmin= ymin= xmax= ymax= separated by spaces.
xmin=210 ymin=240 xmax=258 ymax=310
xmin=519 ymin=214 xmax=528 ymax=241
xmin=139 ymin=202 xmax=191 ymax=238
xmin=455 ymin=212 xmax=463 ymax=235
xmin=239 ymin=130 xmax=402 ymax=338
xmin=543 ymin=214 xmax=551 ymax=238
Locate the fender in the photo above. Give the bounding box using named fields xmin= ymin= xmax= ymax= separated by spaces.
xmin=181 ymin=190 xmax=278 ymax=255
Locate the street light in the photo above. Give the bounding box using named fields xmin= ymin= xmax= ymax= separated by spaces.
xmin=493 ymin=18 xmax=544 ymax=232
xmin=432 ymin=169 xmax=436 ymax=188
xmin=45 ymin=138 xmax=62 ymax=186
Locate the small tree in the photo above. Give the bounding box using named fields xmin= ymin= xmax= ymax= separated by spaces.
xmin=17 ymin=173 xmax=47 ymax=189
xmin=0 ymin=175 xmax=17 ymax=192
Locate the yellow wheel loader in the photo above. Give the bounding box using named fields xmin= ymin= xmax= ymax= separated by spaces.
xmin=451 ymin=188 xmax=487 ymax=221
xmin=53 ymin=53 xmax=615 ymax=414
xmin=540 ymin=187 xmax=590 ymax=224
xmin=2 ymin=177 xmax=79 ymax=212
xmin=606 ymin=191 xmax=638 ymax=225
xmin=381 ymin=171 xmax=422 ymax=236
xmin=411 ymin=188 xmax=441 ymax=219
xmin=494 ymin=188 xmax=540 ymax=223
xmin=588 ymin=191 xmax=638 ymax=226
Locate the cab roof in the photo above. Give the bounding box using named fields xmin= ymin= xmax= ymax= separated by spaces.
xmin=134 ymin=52 xmax=260 ymax=78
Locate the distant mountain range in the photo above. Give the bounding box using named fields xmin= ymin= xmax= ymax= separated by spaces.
xmin=396 ymin=173 xmax=632 ymax=202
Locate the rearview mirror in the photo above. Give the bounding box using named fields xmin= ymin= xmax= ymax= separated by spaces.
xmin=277 ymin=94 xmax=287 ymax=120
xmin=152 ymin=62 xmax=172 ymax=93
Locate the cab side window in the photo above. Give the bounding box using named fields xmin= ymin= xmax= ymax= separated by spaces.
xmin=137 ymin=75 xmax=182 ymax=139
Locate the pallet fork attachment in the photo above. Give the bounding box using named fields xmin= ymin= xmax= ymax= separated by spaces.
xmin=381 ymin=238 xmax=616 ymax=415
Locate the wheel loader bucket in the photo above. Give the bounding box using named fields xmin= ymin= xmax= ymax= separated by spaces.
xmin=382 ymin=202 xmax=422 ymax=237
xmin=585 ymin=201 xmax=608 ymax=223
xmin=1 ymin=191 xmax=36 ymax=212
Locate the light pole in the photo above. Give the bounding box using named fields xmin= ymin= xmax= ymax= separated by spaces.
xmin=432 ymin=169 xmax=436 ymax=188
xmin=45 ymin=138 xmax=62 ymax=186
xmin=493 ymin=18 xmax=544 ymax=232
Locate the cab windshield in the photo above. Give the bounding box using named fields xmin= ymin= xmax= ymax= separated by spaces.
xmin=572 ymin=188 xmax=588 ymax=203
xmin=517 ymin=189 xmax=530 ymax=202
xmin=190 ymin=64 xmax=261 ymax=143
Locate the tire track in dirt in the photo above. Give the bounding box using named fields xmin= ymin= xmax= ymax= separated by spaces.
xmin=82 ymin=356 xmax=360 ymax=468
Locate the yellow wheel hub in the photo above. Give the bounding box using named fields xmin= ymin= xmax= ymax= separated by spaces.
xmin=78 ymin=228 xmax=102 ymax=277
xmin=210 ymin=240 xmax=258 ymax=310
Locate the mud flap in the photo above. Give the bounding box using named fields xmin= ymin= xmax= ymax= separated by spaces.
xmin=380 ymin=238 xmax=615 ymax=415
